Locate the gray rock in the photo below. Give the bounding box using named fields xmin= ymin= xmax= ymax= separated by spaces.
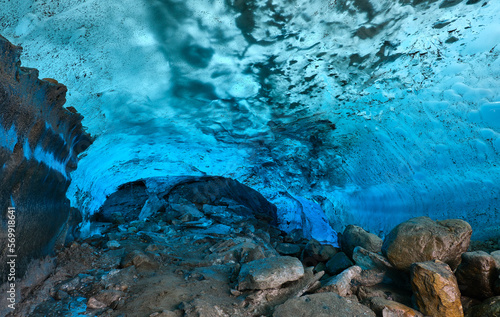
xmin=106 ymin=240 xmax=121 ymax=250
xmin=138 ymin=194 xmax=166 ymax=220
xmin=342 ymin=225 xmax=383 ymax=258
xmin=317 ymin=265 xmax=362 ymax=296
xmin=87 ymin=290 xmax=124 ymax=309
xmin=284 ymin=228 xmax=305 ymax=243
xmin=273 ymin=292 xmax=376 ymax=317
xmin=314 ymin=261 xmax=326 ymax=274
xmin=171 ymin=202 xmax=204 ymax=222
xmin=382 ymin=217 xmax=472 ymax=271
xmin=352 ymin=246 xmax=393 ymax=271
xmin=456 ymin=251 xmax=498 ymax=299
xmin=205 ymin=237 xmax=269 ymax=264
xmin=182 ymin=298 xmax=229 ymax=317
xmin=276 ymin=243 xmax=301 ymax=256
xmin=326 ymin=252 xmax=354 ymax=275
xmin=237 ymin=256 xmax=304 ymax=290
xmin=58 ymin=276 xmax=81 ymax=292
xmin=357 ymin=284 xmax=412 ymax=306
xmin=367 ymin=297 xmax=423 ymax=317
xmin=303 ymin=238 xmax=338 ymax=262
xmin=101 ymin=266 xmax=137 ymax=292
xmin=120 ymin=250 xmax=159 ymax=270
xmin=202 ymin=204 xmax=246 ymax=224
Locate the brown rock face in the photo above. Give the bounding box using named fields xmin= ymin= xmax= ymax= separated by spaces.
xmin=342 ymin=225 xmax=383 ymax=258
xmin=0 ymin=35 xmax=92 ymax=282
xmin=456 ymin=251 xmax=498 ymax=299
xmin=411 ymin=260 xmax=463 ymax=317
xmin=382 ymin=217 xmax=472 ymax=271
xmin=273 ymin=292 xmax=376 ymax=317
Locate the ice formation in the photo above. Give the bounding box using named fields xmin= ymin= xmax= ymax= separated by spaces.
xmin=1 ymin=0 xmax=499 ymax=241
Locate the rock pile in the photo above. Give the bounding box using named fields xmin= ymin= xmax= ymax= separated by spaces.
xmin=4 ymin=184 xmax=500 ymax=317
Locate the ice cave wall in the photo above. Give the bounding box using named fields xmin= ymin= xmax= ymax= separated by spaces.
xmin=0 ymin=35 xmax=92 ymax=282
xmin=1 ymin=0 xmax=499 ymax=240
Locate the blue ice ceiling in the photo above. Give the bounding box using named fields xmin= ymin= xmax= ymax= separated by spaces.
xmin=2 ymin=0 xmax=499 ymax=239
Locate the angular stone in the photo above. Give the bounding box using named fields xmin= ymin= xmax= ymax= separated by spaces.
xmin=357 ymin=284 xmax=412 ymax=306
xmin=382 ymin=217 xmax=472 ymax=271
xmin=325 ymin=252 xmax=354 ymax=275
xmin=120 ymin=250 xmax=159 ymax=270
xmin=100 ymin=266 xmax=137 ymax=292
xmin=314 ymin=261 xmax=326 ymax=274
xmin=242 ymin=267 xmax=325 ymax=315
xmin=276 ymin=243 xmax=301 ymax=256
xmin=303 ymin=238 xmax=338 ymax=262
xmin=464 ymin=296 xmax=500 ymax=317
xmin=317 ymin=265 xmax=362 ymax=296
xmin=138 ymin=194 xmax=166 ymax=220
xmin=284 ymin=229 xmax=305 ymax=244
xmin=352 ymin=246 xmax=393 ymax=271
xmin=273 ymin=292 xmax=376 ymax=317
xmin=343 ymin=225 xmax=383 ymax=258
xmin=181 ymin=298 xmax=229 ymax=317
xmin=456 ymin=251 xmax=497 ymax=299
xmin=87 ymin=290 xmax=124 ymax=309
xmin=58 ymin=276 xmax=81 ymax=293
xmin=205 ymin=237 xmax=270 ymax=264
xmin=367 ymin=297 xmax=423 ymax=317
xmin=411 ymin=260 xmax=463 ymax=317
xmin=106 ymin=240 xmax=121 ymax=250
xmin=87 ymin=297 xmax=107 ymax=309
xmin=237 ymin=256 xmax=304 ymax=290
xmin=202 ymin=204 xmax=240 ymax=223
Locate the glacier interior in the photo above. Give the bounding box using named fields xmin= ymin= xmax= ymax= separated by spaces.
xmin=1 ymin=0 xmax=499 ymax=243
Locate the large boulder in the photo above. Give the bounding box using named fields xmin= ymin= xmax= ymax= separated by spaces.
xmin=237 ymin=256 xmax=304 ymax=290
xmin=411 ymin=260 xmax=463 ymax=317
xmin=456 ymin=251 xmax=498 ymax=299
xmin=382 ymin=217 xmax=472 ymax=271
xmin=342 ymin=225 xmax=383 ymax=258
xmin=273 ymin=292 xmax=376 ymax=317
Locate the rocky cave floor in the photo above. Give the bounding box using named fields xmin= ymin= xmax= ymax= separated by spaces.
xmin=7 ymin=191 xmax=500 ymax=317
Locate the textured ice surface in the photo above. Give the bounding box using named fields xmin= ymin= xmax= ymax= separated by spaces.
xmin=1 ymin=0 xmax=499 ymax=239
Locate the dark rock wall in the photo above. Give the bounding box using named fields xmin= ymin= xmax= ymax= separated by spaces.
xmin=0 ymin=35 xmax=92 ymax=282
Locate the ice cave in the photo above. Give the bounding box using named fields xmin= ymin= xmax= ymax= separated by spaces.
xmin=0 ymin=0 xmax=499 ymax=316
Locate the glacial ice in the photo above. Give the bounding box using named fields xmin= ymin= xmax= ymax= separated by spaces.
xmin=1 ymin=0 xmax=499 ymax=241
